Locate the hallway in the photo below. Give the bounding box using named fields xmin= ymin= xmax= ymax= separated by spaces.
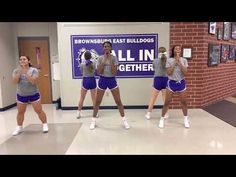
xmin=0 ymin=101 xmax=236 ymax=154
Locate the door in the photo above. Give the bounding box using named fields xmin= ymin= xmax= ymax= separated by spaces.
xmin=18 ymin=37 xmax=52 ymax=104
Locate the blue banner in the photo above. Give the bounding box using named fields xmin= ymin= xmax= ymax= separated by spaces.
xmin=71 ymin=34 xmax=158 ymax=78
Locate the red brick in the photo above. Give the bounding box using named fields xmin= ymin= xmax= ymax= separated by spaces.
xmin=182 ymin=29 xmax=193 ymax=32
xmin=170 ymin=29 xmax=182 ymax=33
xmin=193 ymin=29 xmax=205 ymax=32
xmin=174 ymin=33 xmax=186 ymax=36
xmin=182 ymin=37 xmax=193 ymax=40
xmin=186 ymin=25 xmax=197 ymax=28
xmin=186 ymin=33 xmax=197 ymax=36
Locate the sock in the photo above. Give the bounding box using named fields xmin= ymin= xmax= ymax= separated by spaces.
xmin=17 ymin=125 xmax=22 ymax=129
xmin=146 ymin=112 xmax=151 ymax=116
xmin=43 ymin=123 xmax=48 ymax=126
xmin=184 ymin=116 xmax=188 ymax=119
xmin=92 ymin=117 xmax=97 ymax=122
xmin=121 ymin=116 xmax=126 ymax=121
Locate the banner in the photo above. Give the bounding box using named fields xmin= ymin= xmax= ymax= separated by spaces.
xmin=71 ymin=34 xmax=158 ymax=78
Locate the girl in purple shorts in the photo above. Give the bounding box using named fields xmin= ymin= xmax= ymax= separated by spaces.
xmin=90 ymin=41 xmax=130 ymax=130
xmin=159 ymin=45 xmax=190 ymax=129
xmin=12 ymin=56 xmax=49 ymax=136
xmin=145 ymin=47 xmax=169 ymax=120
xmin=77 ymin=51 xmax=97 ymax=118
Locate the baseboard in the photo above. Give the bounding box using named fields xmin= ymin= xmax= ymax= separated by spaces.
xmin=61 ymin=105 xmax=163 ymax=110
xmin=0 ymin=103 xmax=17 ymax=112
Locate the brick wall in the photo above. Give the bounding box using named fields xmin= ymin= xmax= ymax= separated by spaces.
xmin=169 ymin=22 xmax=236 ymax=108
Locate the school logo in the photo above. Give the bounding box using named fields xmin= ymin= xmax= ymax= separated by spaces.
xmin=76 ymin=48 xmax=100 ymax=67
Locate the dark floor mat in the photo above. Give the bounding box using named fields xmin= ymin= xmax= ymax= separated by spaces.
xmin=203 ymin=100 xmax=236 ymax=128
xmin=0 ymin=123 xmax=82 ymax=154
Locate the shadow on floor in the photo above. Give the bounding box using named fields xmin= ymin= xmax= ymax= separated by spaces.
xmin=0 ymin=123 xmax=82 ymax=154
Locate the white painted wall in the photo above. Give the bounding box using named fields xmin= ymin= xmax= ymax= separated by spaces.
xmin=13 ymin=22 xmax=60 ymax=102
xmin=57 ymin=22 xmax=170 ymax=107
xmin=0 ymin=23 xmax=17 ymax=108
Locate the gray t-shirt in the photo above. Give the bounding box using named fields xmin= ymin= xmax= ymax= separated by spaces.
xmin=166 ymin=57 xmax=188 ymax=81
xmin=98 ymin=55 xmax=118 ymax=77
xmin=153 ymin=58 xmax=167 ymax=77
xmin=12 ymin=67 xmax=39 ymax=96
xmin=79 ymin=60 xmax=96 ymax=77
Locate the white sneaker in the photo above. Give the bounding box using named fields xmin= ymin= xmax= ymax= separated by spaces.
xmin=184 ymin=117 xmax=190 ymax=128
xmin=158 ymin=118 xmax=165 ymax=128
xmin=145 ymin=113 xmax=151 ymax=120
xmin=12 ymin=126 xmax=23 ymax=136
xmin=76 ymin=111 xmax=81 ymax=118
xmin=43 ymin=124 xmax=49 ymax=133
xmin=123 ymin=119 xmax=130 ymax=129
xmin=90 ymin=121 xmax=96 ymax=130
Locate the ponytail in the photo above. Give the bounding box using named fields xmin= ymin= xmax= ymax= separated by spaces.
xmin=84 ymin=51 xmax=94 ymax=74
xmin=161 ymin=53 xmax=167 ymax=68
xmin=158 ymin=47 xmax=167 ymax=69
